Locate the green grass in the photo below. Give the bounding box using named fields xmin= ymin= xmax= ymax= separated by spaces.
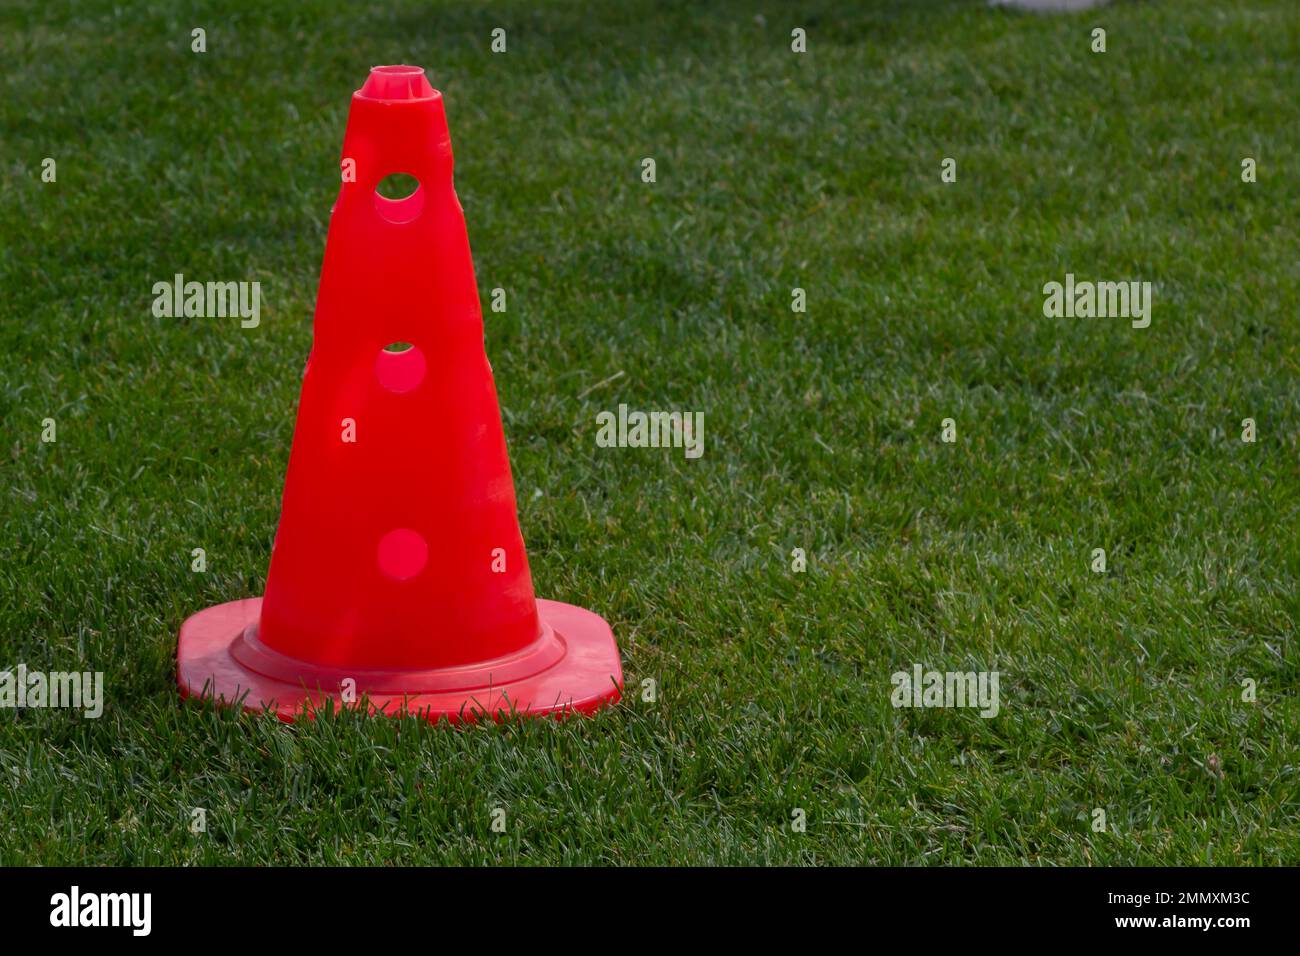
xmin=1 ymin=0 xmax=1297 ymax=865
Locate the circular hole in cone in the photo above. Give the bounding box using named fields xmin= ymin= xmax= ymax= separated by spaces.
xmin=377 ymin=528 xmax=428 ymax=581
xmin=376 ymin=342 xmax=426 ymax=393
xmin=376 ymin=173 xmax=419 ymax=200
xmin=374 ymin=173 xmax=424 ymax=224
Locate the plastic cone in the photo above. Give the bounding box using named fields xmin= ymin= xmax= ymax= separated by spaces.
xmin=177 ymin=65 xmax=622 ymax=722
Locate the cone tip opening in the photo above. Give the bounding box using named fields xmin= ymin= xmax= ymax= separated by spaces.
xmin=359 ymin=65 xmax=437 ymax=102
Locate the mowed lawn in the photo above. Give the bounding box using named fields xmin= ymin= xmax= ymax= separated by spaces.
xmin=1 ymin=0 xmax=1297 ymax=865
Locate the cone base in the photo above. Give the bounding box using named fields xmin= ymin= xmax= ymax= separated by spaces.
xmin=177 ymin=598 xmax=622 ymax=722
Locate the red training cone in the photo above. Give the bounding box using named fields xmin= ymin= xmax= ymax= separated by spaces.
xmin=178 ymin=65 xmax=622 ymax=722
